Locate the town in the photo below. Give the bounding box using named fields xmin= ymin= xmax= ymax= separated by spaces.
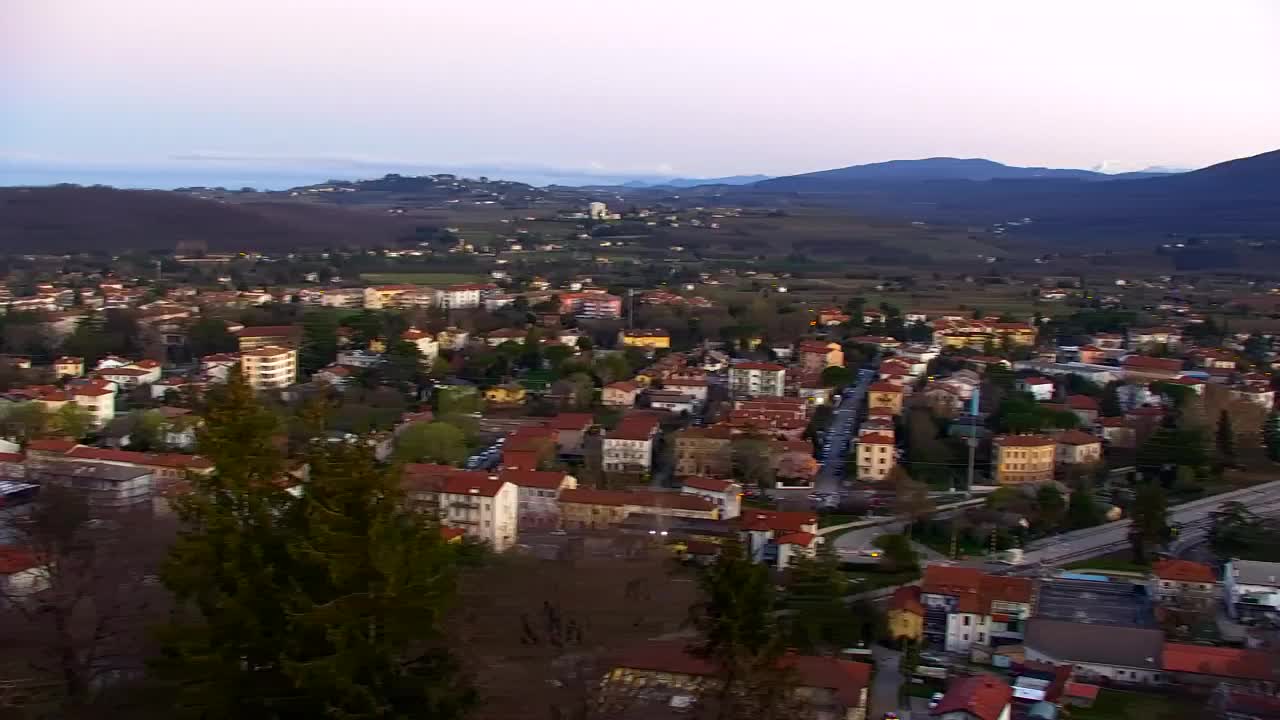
xmin=1 ymin=198 xmax=1280 ymax=720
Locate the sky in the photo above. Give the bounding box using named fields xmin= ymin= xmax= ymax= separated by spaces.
xmin=3 ymin=0 xmax=1280 ymax=188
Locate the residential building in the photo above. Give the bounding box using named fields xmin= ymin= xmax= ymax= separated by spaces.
xmin=855 ymin=433 xmax=896 ymax=481
xmin=235 ymin=325 xmax=301 ymax=351
xmin=1151 ymin=559 xmax=1218 ymax=612
xmin=602 ymin=381 xmax=640 ymax=407
xmin=673 ymin=425 xmax=733 ymax=477
xmin=557 ymin=488 xmax=717 ymax=529
xmin=499 ymin=468 xmax=576 ymax=530
xmin=558 ymin=291 xmax=622 ymax=319
xmin=0 ymin=546 xmax=51 ymax=599
xmin=1066 ymin=394 xmax=1101 ymax=425
xmin=603 ymin=640 xmax=870 ymax=720
xmin=1121 ymin=354 xmax=1185 ymax=381
xmin=993 ymin=435 xmax=1056 ymax=485
xmin=932 ymin=675 xmax=1012 ymax=720
xmin=1055 ymin=430 xmax=1103 ymax=467
xmin=661 ymin=377 xmax=708 ymax=403
xmin=728 ymin=362 xmax=786 ymax=397
xmin=797 ymin=340 xmax=844 ymax=374
xmin=363 ymin=284 xmax=417 ymax=309
xmin=547 ymin=413 xmax=593 ymax=455
xmin=484 ymin=383 xmax=527 ymax=405
xmin=601 ymin=413 xmax=660 ymax=473
xmin=69 ymin=383 xmax=116 ymax=427
xmin=1024 ymin=619 xmax=1165 ymax=685
xmin=401 ymin=465 xmax=518 ymax=551
xmin=920 ymin=566 xmax=1034 ymax=662
xmin=200 ymin=353 xmax=240 ymax=382
xmin=736 ymin=509 xmax=819 ymax=569
xmin=1161 ymin=643 xmax=1273 ymax=689
xmin=436 ymin=283 xmax=493 ymax=310
xmin=239 ymin=345 xmax=298 ymax=390
xmin=97 ymin=360 xmax=162 ymax=388
xmin=680 ymin=476 xmax=742 ymax=519
xmin=53 ymin=356 xmax=84 ymax=378
xmin=25 ymin=460 xmax=155 ymax=513
xmin=401 ymin=327 xmax=440 ymax=363
xmin=888 ymin=585 xmax=924 ymax=644
xmin=1224 ymin=559 xmax=1280 ymax=623
xmin=618 ymin=329 xmax=670 ymax=350
xmin=645 ymin=389 xmax=697 ymax=414
xmin=866 ymin=381 xmax=905 ymax=415
xmin=1127 ymin=326 xmax=1182 ymax=350
xmin=1017 ymin=376 xmax=1055 ymax=401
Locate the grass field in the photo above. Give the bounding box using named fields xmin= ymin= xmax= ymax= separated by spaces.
xmin=1071 ymin=689 xmax=1201 ymax=719
xmin=361 ymin=272 xmax=487 ymax=285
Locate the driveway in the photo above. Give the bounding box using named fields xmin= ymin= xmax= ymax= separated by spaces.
xmin=870 ymin=646 xmax=904 ymax=719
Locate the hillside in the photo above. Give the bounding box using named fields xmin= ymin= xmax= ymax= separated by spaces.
xmin=0 ymin=185 xmax=413 ymax=252
xmin=755 ymin=157 xmax=1166 ymax=189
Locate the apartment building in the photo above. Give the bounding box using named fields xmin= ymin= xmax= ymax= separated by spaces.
xmin=401 ymin=465 xmax=518 ymax=551
xmin=993 ymin=435 xmax=1056 ymax=485
xmin=436 ymin=283 xmax=493 ymax=310
xmin=618 ymin=329 xmax=671 ymax=350
xmin=855 ymin=433 xmax=897 ymax=481
xmin=239 ymin=345 xmax=298 ymax=390
xmin=602 ymin=413 xmax=661 ymax=474
xmin=673 ymin=425 xmax=733 ymax=477
xmin=401 ymin=327 xmax=440 ymax=364
xmin=728 ymin=362 xmax=786 ymax=397
xmin=557 ymin=488 xmax=717 ymax=529
xmin=235 ymin=325 xmax=302 ymax=351
xmin=679 ymin=476 xmax=742 ymax=519
xmin=921 ymin=565 xmax=1034 ymax=663
xmin=499 ymin=468 xmax=577 ymax=530
xmin=796 ymin=341 xmax=844 ymax=374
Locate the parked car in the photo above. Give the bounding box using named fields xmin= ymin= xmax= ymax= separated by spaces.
xmin=929 ymin=692 xmax=944 ymax=710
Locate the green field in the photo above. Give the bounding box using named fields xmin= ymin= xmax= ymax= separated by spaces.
xmin=361 ymin=272 xmax=487 ymax=285
xmin=1071 ymin=689 xmax=1200 ymax=719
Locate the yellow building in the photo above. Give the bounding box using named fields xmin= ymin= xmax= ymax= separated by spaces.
xmin=887 ymin=586 xmax=924 ymax=644
xmin=932 ymin=320 xmax=1038 ymax=350
xmin=239 ymin=345 xmax=298 ymax=390
xmin=484 ymin=383 xmax=527 ymax=405
xmin=866 ymin=382 xmax=905 ymax=415
xmin=618 ymin=329 xmax=671 ymax=350
xmin=993 ymin=434 xmax=1057 ymax=485
xmin=362 ymin=284 xmax=416 ymax=309
xmin=558 ymin=488 xmax=717 ymax=530
xmin=54 ymin=356 xmax=84 ymax=378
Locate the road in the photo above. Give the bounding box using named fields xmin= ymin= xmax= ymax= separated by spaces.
xmin=813 ymin=367 xmax=876 ymax=495
xmin=869 ymin=647 xmax=904 ymax=719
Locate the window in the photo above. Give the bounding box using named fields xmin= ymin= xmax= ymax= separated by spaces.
xmin=963 ymin=616 xmax=971 ymax=626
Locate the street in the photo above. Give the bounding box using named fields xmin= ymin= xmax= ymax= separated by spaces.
xmin=813 ymin=366 xmax=876 ymax=495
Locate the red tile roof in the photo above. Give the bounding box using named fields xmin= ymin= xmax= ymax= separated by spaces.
xmin=889 ymin=585 xmax=923 ymax=615
xmin=732 ymin=361 xmax=785 ymax=371
xmin=439 ymin=474 xmax=506 ymax=497
xmin=868 ymin=381 xmax=904 ymax=393
xmin=1153 ymin=559 xmax=1216 ymax=584
xmin=0 ymin=546 xmax=43 ymax=574
xmin=922 ymin=565 xmax=984 ymax=597
xmin=500 ymin=450 xmax=539 ymax=470
xmin=681 ymin=476 xmax=736 ymax=493
xmin=994 ymin=434 xmax=1056 ymax=447
xmin=1067 ymin=395 xmax=1099 ymax=410
xmin=25 ymin=438 xmax=79 ymax=453
xmin=859 ymin=433 xmax=895 ymax=445
xmin=1063 ymin=681 xmax=1100 ymax=701
xmin=548 ymin=413 xmax=594 ymax=430
xmin=933 ymin=674 xmax=1012 ymax=720
xmin=1162 ymin=643 xmax=1272 ymax=680
xmin=66 ymin=446 xmax=213 ymax=470
xmin=1056 ymin=430 xmax=1101 ymax=446
xmin=1123 ymin=355 xmax=1184 ymax=372
xmin=736 ymin=509 xmax=817 ymax=533
xmin=776 ymin=531 xmax=817 ymax=547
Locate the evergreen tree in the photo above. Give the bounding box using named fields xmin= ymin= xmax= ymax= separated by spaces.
xmin=1099 ymin=381 xmax=1123 ymax=417
xmin=1216 ymin=410 xmax=1236 ymax=466
xmin=299 ymin=311 xmax=340 ymax=375
xmin=1265 ymin=412 xmax=1280 ymax=461
xmin=1067 ymin=481 xmax=1104 ymax=529
xmin=1128 ymin=481 xmax=1171 ymax=564
xmin=782 ymin=543 xmax=853 ymax=653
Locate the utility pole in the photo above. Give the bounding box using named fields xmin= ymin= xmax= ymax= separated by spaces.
xmin=964 ymin=387 xmax=980 ymax=498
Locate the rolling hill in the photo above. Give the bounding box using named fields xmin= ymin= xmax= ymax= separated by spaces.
xmin=0 ymin=185 xmax=413 ymax=252
xmin=755 ymin=157 xmax=1171 ymax=189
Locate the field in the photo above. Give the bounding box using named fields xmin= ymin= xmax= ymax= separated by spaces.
xmin=361 ymin=272 xmax=487 ymax=285
xmin=1071 ymin=689 xmax=1202 ymax=719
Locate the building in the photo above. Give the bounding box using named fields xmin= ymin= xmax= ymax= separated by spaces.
xmin=920 ymin=566 xmax=1033 ymax=662
xmin=931 ymin=675 xmax=1012 ymax=720
xmin=26 ymin=460 xmax=155 ymax=513
xmin=602 ymin=381 xmax=640 ymax=407
xmin=53 ymin=356 xmax=84 ymax=378
xmin=235 ymin=325 xmax=301 ymax=351
xmin=97 ymin=361 xmax=162 ymax=388
xmin=400 ymin=327 xmax=440 ymax=363
xmin=888 ymin=585 xmax=924 ymax=644
xmin=0 ymin=546 xmax=51 ymax=599
xmin=1024 ymin=618 xmax=1165 ymax=685
xmin=363 ymin=284 xmax=417 ymax=309
xmin=484 ymin=383 xmax=527 ymax=405
xmin=673 ymin=425 xmax=733 ymax=477
xmin=993 ymin=435 xmax=1056 ymax=485
xmin=855 ymin=433 xmax=897 ymax=482
xmin=239 ymin=345 xmax=298 ymax=390
xmin=557 ymin=488 xmax=717 ymax=529
xmin=603 ymin=640 xmax=870 ymax=720
xmin=728 ymin=362 xmax=786 ymax=397
xmin=602 ymin=414 xmax=661 ymax=474
xmin=1223 ymin=559 xmax=1280 ymax=623
xmin=1151 ymin=559 xmax=1218 ymax=610
xmin=68 ymin=382 xmax=116 ymax=427
xmin=401 ymin=465 xmax=518 ymax=551
xmin=1055 ymin=430 xmax=1102 ymax=467
xmin=436 ymin=283 xmax=493 ymax=310
xmin=499 ymin=468 xmax=576 ymax=530
xmin=797 ymin=340 xmax=844 ymax=374
xmin=618 ymin=329 xmax=671 ymax=350
xmin=866 ymin=382 xmax=905 ymax=415
xmin=680 ymin=476 xmax=742 ymax=519
xmin=736 ymin=509 xmax=820 ymax=569
xmin=1017 ymin=376 xmax=1055 ymax=401
xmin=646 ymin=389 xmax=697 ymax=414
xmin=1161 ymin=643 xmax=1273 ymax=689
xmin=547 ymin=413 xmax=594 ymax=456
xmin=1127 ymin=326 xmax=1182 ymax=350
xmin=1121 ymin=354 xmax=1185 ymax=381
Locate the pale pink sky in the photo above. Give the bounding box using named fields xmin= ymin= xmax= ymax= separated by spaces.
xmin=3 ymin=0 xmax=1279 ymax=186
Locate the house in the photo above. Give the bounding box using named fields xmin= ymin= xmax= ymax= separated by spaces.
xmin=499 ymin=468 xmax=576 ymax=530
xmin=0 ymin=545 xmax=50 ymax=599
xmin=728 ymin=362 xmax=787 ymax=397
xmin=604 ymin=640 xmax=870 ymax=720
xmin=816 ymin=307 xmax=851 ymax=326
xmin=1162 ymin=643 xmax=1273 ymax=689
xmin=1224 ymin=559 xmax=1280 ymax=623
xmin=199 ymin=353 xmax=240 ymax=382
xmin=601 ymin=413 xmax=661 ymax=474
xmin=547 ymin=413 xmax=593 ymax=455
xmin=797 ymin=340 xmax=844 ymax=374
xmin=602 ymin=381 xmax=640 ymax=407
xmin=557 ymin=488 xmax=717 ymax=529
xmin=68 ymin=382 xmax=116 ymax=428
xmin=680 ymin=476 xmax=742 ymax=519
xmin=401 ymin=465 xmax=518 ymax=551
xmin=993 ymin=435 xmax=1056 ymax=485
xmin=855 ymin=433 xmax=897 ymax=482
xmin=1098 ymin=416 xmax=1137 ymax=448
xmin=239 ymin=345 xmax=298 ymax=390
xmin=1017 ymin=377 xmax=1055 ymax=401
xmin=1152 ymin=559 xmax=1218 ymax=610
xmin=313 ymin=364 xmax=355 ymax=388
xmin=53 ymin=356 xmax=84 ymax=378
xmin=673 ymin=425 xmax=734 ymax=477
xmin=400 ymin=327 xmax=440 ymax=363
xmin=97 ymin=362 xmax=162 ymax=388
xmin=931 ymin=674 xmax=1012 ymax=720
xmin=1066 ymin=394 xmax=1100 ymax=424
xmin=662 ymin=377 xmax=709 ymax=403
xmin=888 ymin=585 xmax=924 ymax=644
xmin=1122 ymin=354 xmax=1185 ymax=381
xmin=1055 ymin=430 xmax=1102 ymax=467
xmin=1024 ymin=619 xmax=1165 ymax=685
xmin=866 ymin=382 xmax=905 ymax=415
xmin=1127 ymin=326 xmax=1182 ymax=350
xmin=920 ymin=566 xmax=1033 ymax=662
xmin=618 ymin=329 xmax=670 ymax=350
xmin=736 ymin=509 xmax=819 ymax=569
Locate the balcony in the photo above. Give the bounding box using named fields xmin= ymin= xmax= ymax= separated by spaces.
xmin=450 ymin=501 xmax=481 ymax=510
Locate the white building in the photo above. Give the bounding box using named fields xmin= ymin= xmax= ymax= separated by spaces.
xmin=435 ymin=473 xmax=518 ymax=551
xmin=240 ymin=345 xmax=298 ymax=390
xmin=680 ymin=476 xmax=742 ymax=519
xmin=855 ymin=433 xmax=896 ymax=481
xmin=1224 ymin=559 xmax=1280 ymax=622
xmin=498 ymin=468 xmax=577 ymax=530
xmin=436 ymin=283 xmax=491 ymax=310
xmin=602 ymin=415 xmax=660 ymax=474
xmin=728 ymin=362 xmax=786 ymax=397
xmin=1016 ymin=376 xmax=1055 ymax=401
xmin=69 ymin=383 xmax=116 ymax=428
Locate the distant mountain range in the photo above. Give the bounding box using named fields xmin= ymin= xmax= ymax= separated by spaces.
xmin=619 ymin=174 xmax=772 ymax=189
xmin=755 ymin=157 xmax=1178 ymax=189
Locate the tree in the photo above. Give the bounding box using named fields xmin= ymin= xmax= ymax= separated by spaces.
xmin=1035 ymin=484 xmax=1066 ymax=531
xmin=50 ymin=403 xmax=95 ymax=440
xmin=730 ymin=438 xmax=777 ymax=489
xmin=782 ymin=543 xmax=854 ymax=653
xmin=299 ymin=311 xmax=340 ymax=375
xmin=393 ymin=421 xmax=469 ymax=465
xmin=1216 ymin=410 xmax=1236 ymax=467
xmin=0 ymin=402 xmax=52 ymax=442
xmin=890 ymin=468 xmax=934 ymax=535
xmin=1099 ymin=381 xmax=1123 ymax=417
xmin=187 ymin=315 xmax=237 ymax=359
xmin=1067 ymin=481 xmax=1104 ymax=530
xmin=689 ymin=540 xmax=792 ymax=720
xmin=819 ymin=365 xmax=853 ymax=388
xmin=1128 ymin=481 xmax=1171 ymax=564
xmin=873 ymin=533 xmax=919 ymax=572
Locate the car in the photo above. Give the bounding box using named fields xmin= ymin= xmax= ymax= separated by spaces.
xmin=929 ymin=692 xmax=944 ymax=710
xmin=882 ymin=713 xmax=899 ymax=720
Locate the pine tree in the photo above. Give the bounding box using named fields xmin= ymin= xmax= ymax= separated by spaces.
xmin=1128 ymin=481 xmax=1171 ymax=565
xmin=1265 ymin=412 xmax=1280 ymax=461
xmin=1216 ymin=410 xmax=1236 ymax=466
xmin=1067 ymin=481 xmax=1104 ymax=529
xmin=299 ymin=311 xmax=340 ymax=375
xmin=783 ymin=543 xmax=853 ymax=653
